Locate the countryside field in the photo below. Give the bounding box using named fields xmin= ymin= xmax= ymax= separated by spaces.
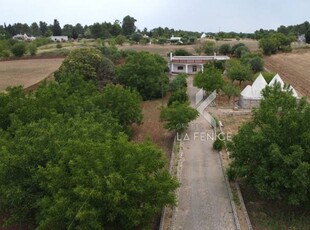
xmin=0 ymin=58 xmax=64 ymax=92
xmin=264 ymin=50 xmax=310 ymax=99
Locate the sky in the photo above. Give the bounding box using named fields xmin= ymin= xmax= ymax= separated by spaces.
xmin=0 ymin=0 xmax=309 ymax=33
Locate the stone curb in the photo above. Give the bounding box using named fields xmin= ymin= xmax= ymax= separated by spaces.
xmin=219 ymin=151 xmax=241 ymax=230
xmin=235 ymin=182 xmax=253 ymax=230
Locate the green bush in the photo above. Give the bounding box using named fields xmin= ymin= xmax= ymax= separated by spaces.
xmin=168 ymin=88 xmax=188 ymax=106
xmin=28 ymin=43 xmax=37 ymax=56
xmin=213 ymin=136 xmax=225 ymax=151
xmin=226 ymin=167 xmax=237 ymax=181
xmin=0 ymin=49 xmax=10 ymax=58
xmin=56 ymin=43 xmax=62 ymax=49
xmin=11 ymin=42 xmax=26 ymax=57
xmin=219 ymin=44 xmax=231 ymax=55
xmin=174 ymin=49 xmax=192 ymax=56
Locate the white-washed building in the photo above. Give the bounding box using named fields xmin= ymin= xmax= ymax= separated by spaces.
xmin=239 ymin=73 xmax=300 ymax=109
xmin=50 ymin=36 xmax=68 ymax=42
xmin=169 ymin=53 xmax=230 ymax=74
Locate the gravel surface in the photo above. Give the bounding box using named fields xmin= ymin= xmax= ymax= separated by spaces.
xmin=174 ymin=77 xmax=236 ymax=230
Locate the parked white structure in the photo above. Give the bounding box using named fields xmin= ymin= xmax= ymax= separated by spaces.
xmin=239 ymin=73 xmax=267 ymax=108
xmin=169 ymin=53 xmax=230 ymax=74
xmin=50 ymin=36 xmax=68 ymax=42
xmin=13 ymin=33 xmax=36 ymax=41
xmin=200 ymin=33 xmax=207 ymax=39
xmin=239 ymin=73 xmax=300 ymax=109
xmin=169 ymin=35 xmax=183 ymax=44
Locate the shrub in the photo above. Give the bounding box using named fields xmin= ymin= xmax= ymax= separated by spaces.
xmin=213 ymin=136 xmax=225 ymax=151
xmin=169 ymin=74 xmax=187 ymax=92
xmin=0 ymin=49 xmax=10 ymax=58
xmin=168 ymin=88 xmax=188 ymax=106
xmin=174 ymin=49 xmax=192 ymax=56
xmin=56 ymin=43 xmax=62 ymax=49
xmin=11 ymin=42 xmax=26 ymax=57
xmin=234 ymin=46 xmax=250 ymax=58
xmin=219 ymin=44 xmax=231 ymax=55
xmin=226 ymin=167 xmax=237 ymax=181
xmin=231 ymin=43 xmax=245 ymax=54
xmin=28 ymin=43 xmax=37 ymax=56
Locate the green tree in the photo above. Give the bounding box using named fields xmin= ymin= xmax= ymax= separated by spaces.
xmin=28 ymin=43 xmax=37 ymax=56
xmin=228 ymin=84 xmax=310 ymax=205
xmin=259 ymin=36 xmax=278 ymax=55
xmin=234 ymin=45 xmax=249 ymax=58
xmin=39 ymin=21 xmax=48 ymax=36
xmin=122 ymin=15 xmax=137 ymax=36
xmin=193 ymin=66 xmax=224 ymax=93
xmin=55 ymin=48 xmax=115 ymax=84
xmin=226 ymin=59 xmax=252 ymax=85
xmin=30 ymin=22 xmax=40 ymax=36
xmin=95 ymin=84 xmax=142 ymax=126
xmin=115 ymin=35 xmax=126 ymax=45
xmin=11 ymin=42 xmax=26 ymax=57
xmin=222 ymin=82 xmax=240 ymax=102
xmin=218 ymin=44 xmax=231 ymax=55
xmin=241 ymin=53 xmax=264 ymax=73
xmin=0 ymin=116 xmax=178 ymax=228
xmin=116 ymin=51 xmax=169 ymax=100
xmin=168 ymin=88 xmax=189 ymax=106
xmin=169 ymin=73 xmax=187 ymax=92
xmin=174 ymin=49 xmax=192 ymax=56
xmin=52 ymin=19 xmax=62 ymax=36
xmin=131 ymin=32 xmax=142 ymax=43
xmin=160 ymin=101 xmax=198 ymax=132
xmin=204 ymin=41 xmax=216 ymax=55
xmin=230 ymin=43 xmax=245 ymax=55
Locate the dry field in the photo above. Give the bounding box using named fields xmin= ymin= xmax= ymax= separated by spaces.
xmin=0 ymin=58 xmax=64 ymax=92
xmin=264 ymin=50 xmax=310 ymax=99
xmin=120 ymin=44 xmax=196 ymax=57
xmin=120 ymin=38 xmax=259 ymax=58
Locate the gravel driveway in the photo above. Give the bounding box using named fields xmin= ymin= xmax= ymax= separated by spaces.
xmin=174 ymin=76 xmax=236 ymax=230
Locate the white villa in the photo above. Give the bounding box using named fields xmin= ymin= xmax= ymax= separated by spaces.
xmin=50 ymin=36 xmax=68 ymax=42
xmin=169 ymin=53 xmax=230 ymax=74
xmin=239 ymin=73 xmax=300 ymax=109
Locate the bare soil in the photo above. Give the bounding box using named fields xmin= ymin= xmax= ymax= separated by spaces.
xmin=264 ymin=50 xmax=310 ymax=99
xmin=131 ymin=96 xmax=174 ymax=159
xmin=0 ymin=58 xmax=64 ymax=92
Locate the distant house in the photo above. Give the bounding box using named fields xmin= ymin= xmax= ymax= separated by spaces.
xmin=169 ymin=52 xmax=230 ymax=74
xmin=50 ymin=36 xmax=68 ymax=42
xmin=200 ymin=33 xmax=207 ymax=39
xmin=298 ymin=34 xmax=306 ymax=43
xmin=169 ymin=35 xmax=183 ymax=44
xmin=13 ymin=33 xmax=36 ymax=41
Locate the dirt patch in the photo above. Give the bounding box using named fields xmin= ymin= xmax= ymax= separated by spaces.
xmin=0 ymin=58 xmax=64 ymax=92
xmin=131 ymin=96 xmax=174 ymax=159
xmin=264 ymin=51 xmax=310 ymax=99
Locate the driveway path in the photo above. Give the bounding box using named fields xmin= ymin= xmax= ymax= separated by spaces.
xmin=174 ymin=77 xmax=236 ymax=230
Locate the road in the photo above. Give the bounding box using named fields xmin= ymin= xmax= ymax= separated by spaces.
xmin=174 ymin=76 xmax=236 ymax=230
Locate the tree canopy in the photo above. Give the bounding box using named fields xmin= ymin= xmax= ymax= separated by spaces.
xmin=116 ymin=51 xmax=169 ymax=100
xmin=193 ymin=66 xmax=224 ymax=93
xmin=55 ymin=48 xmax=115 ymax=84
xmin=226 ymin=59 xmax=253 ymax=84
xmin=228 ymin=84 xmax=310 ymax=206
xmin=0 ymin=74 xmax=178 ymax=228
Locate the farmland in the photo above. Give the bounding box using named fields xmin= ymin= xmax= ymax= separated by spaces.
xmin=0 ymin=58 xmax=64 ymax=91
xmin=264 ymin=50 xmax=310 ymax=99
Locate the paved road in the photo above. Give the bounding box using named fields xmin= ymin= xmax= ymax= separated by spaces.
xmin=174 ymin=77 xmax=236 ymax=230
